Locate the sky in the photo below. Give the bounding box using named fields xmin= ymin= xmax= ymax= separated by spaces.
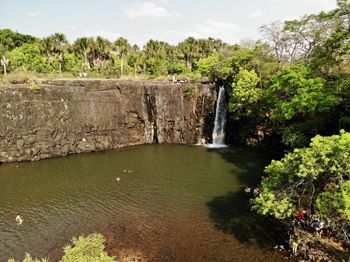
xmin=0 ymin=0 xmax=338 ymax=46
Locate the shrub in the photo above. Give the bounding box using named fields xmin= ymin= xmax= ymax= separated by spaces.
xmin=61 ymin=233 xmax=114 ymax=262
xmin=184 ymin=85 xmax=196 ymax=97
xmin=8 ymin=233 xmax=114 ymax=262
xmin=29 ymin=82 xmax=40 ymax=93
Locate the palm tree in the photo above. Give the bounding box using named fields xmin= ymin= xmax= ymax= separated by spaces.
xmin=0 ymin=43 xmax=10 ymax=77
xmin=40 ymin=37 xmax=54 ymax=66
xmin=114 ymin=37 xmax=130 ymax=75
xmin=91 ymin=36 xmax=112 ymax=71
xmin=52 ymin=33 xmax=68 ymax=73
xmin=73 ymin=37 xmax=95 ymax=70
xmin=127 ymin=51 xmax=144 ymax=76
xmin=143 ymin=39 xmax=173 ymax=75
xmin=177 ymin=37 xmax=200 ymax=71
xmin=41 ymin=33 xmax=68 ymax=73
xmin=144 ymin=39 xmax=172 ymax=58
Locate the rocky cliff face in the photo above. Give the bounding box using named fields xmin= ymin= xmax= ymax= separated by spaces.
xmin=0 ymin=80 xmax=216 ymax=162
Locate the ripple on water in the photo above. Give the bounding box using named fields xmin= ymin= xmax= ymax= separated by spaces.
xmin=0 ymin=144 xmax=282 ymax=261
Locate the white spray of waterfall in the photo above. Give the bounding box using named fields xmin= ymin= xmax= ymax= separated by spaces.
xmin=211 ymin=86 xmax=227 ymax=146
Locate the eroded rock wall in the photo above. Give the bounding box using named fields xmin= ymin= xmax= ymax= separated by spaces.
xmin=0 ymin=80 xmax=215 ymax=162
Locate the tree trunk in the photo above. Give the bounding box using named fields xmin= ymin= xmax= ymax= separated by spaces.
xmin=1 ymin=56 xmax=7 ymax=77
xmin=83 ymin=51 xmax=89 ymax=69
xmin=186 ymin=58 xmax=192 ymax=72
xmin=120 ymin=54 xmax=124 ymax=75
xmin=309 ymin=182 xmax=315 ymax=211
xmin=3 ymin=63 xmax=6 ymax=77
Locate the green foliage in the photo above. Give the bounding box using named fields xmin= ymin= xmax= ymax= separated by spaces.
xmin=252 ymin=130 xmax=350 ymax=221
xmin=196 ymin=52 xmax=233 ymax=81
xmin=280 ymin=125 xmax=308 ymax=148
xmin=229 ymin=69 xmax=262 ymax=115
xmin=61 ymin=233 xmax=114 ymax=262
xmin=317 ymin=181 xmax=350 ymax=220
xmin=266 ymin=63 xmax=339 ymax=121
xmin=8 ymin=43 xmax=49 ymax=73
xmin=0 ymin=29 xmax=37 ymax=51
xmin=196 ymin=53 xmax=219 ymax=77
xmin=251 ymin=192 xmax=294 ymax=219
xmin=177 ymin=37 xmax=200 ymax=71
xmin=184 ymin=85 xmax=196 ymax=97
xmin=167 ymin=61 xmax=188 ymax=75
xmin=29 ymin=82 xmax=40 ymax=93
xmin=63 ymin=53 xmax=83 ymax=74
xmin=8 ymin=234 xmax=114 ymax=262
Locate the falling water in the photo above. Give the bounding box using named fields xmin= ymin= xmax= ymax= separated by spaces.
xmin=209 ymin=86 xmax=227 ymax=147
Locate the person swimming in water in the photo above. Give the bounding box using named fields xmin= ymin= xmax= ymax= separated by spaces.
xmin=16 ymin=214 xmax=23 ymax=225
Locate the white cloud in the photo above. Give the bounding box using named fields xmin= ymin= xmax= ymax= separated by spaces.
xmin=154 ymin=0 xmax=168 ymax=4
xmin=165 ymin=19 xmax=243 ymax=43
xmin=291 ymin=0 xmax=336 ymax=9
xmin=27 ymin=11 xmax=47 ymax=17
xmin=124 ymin=2 xmax=171 ymax=19
xmin=268 ymin=0 xmax=336 ymax=10
xmin=68 ymin=25 xmax=78 ymax=30
xmin=191 ymin=19 xmax=241 ymax=37
xmin=250 ymin=9 xmax=263 ymax=18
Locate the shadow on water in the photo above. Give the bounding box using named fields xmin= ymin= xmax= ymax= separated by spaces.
xmin=206 ymin=146 xmax=287 ymax=248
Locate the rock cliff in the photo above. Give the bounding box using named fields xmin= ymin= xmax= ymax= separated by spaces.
xmin=0 ymin=80 xmax=216 ymax=162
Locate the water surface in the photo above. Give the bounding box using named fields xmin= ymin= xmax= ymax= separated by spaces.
xmin=0 ymin=145 xmax=283 ymax=261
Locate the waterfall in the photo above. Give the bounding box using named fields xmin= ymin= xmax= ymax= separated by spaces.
xmin=208 ymin=86 xmax=227 ymax=148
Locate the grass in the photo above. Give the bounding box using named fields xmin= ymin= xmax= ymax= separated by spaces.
xmin=0 ymin=71 xmax=208 ymax=87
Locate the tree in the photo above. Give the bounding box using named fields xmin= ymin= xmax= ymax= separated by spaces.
xmin=42 ymin=33 xmax=68 ymax=73
xmin=196 ymin=51 xmax=234 ymax=82
xmin=0 ymin=29 xmax=37 ymax=76
xmin=263 ymin=63 xmax=340 ymax=147
xmin=8 ymin=233 xmax=114 ymax=262
xmin=309 ymin=1 xmax=350 ymax=77
xmin=260 ymin=21 xmax=289 ymax=63
xmin=0 ymin=38 xmax=11 ymax=76
xmin=40 ymin=37 xmax=55 ymax=68
xmin=143 ymin=39 xmax=171 ymax=76
xmin=8 ymin=43 xmax=48 ymax=73
xmin=114 ymin=37 xmax=130 ymax=75
xmin=229 ymin=69 xmax=262 ymax=116
xmin=93 ymin=36 xmax=112 ymax=71
xmin=177 ymin=37 xmax=200 ymax=71
xmin=251 ymin=130 xmax=350 ymax=241
xmin=61 ymin=234 xmax=114 ymax=262
xmin=73 ymin=37 xmax=95 ymax=70
xmin=266 ymin=63 xmax=339 ymax=122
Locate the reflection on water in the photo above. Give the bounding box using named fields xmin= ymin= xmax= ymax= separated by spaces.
xmin=0 ymin=145 xmax=282 ymax=261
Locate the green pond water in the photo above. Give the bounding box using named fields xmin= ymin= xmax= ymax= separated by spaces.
xmin=0 ymin=144 xmax=283 ymax=261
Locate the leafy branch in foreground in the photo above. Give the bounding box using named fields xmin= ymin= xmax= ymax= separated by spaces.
xmin=8 ymin=233 xmax=114 ymax=262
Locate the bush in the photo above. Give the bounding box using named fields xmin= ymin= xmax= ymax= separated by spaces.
xmin=29 ymin=81 xmax=40 ymax=93
xmin=184 ymin=85 xmax=196 ymax=97
xmin=61 ymin=233 xmax=114 ymax=262
xmin=252 ymin=130 xmax=350 ymax=223
xmin=8 ymin=233 xmax=114 ymax=262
